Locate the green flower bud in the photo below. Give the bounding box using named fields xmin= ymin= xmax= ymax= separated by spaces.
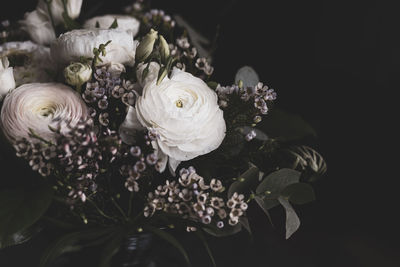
xmin=159 ymin=35 xmax=170 ymax=64
xmin=135 ymin=29 xmax=158 ymax=63
xmin=64 ymin=62 xmax=92 ymax=91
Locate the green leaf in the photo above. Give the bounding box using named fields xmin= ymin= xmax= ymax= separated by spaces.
xmin=99 ymin=231 xmax=124 ymax=267
xmin=281 ymin=183 xmax=316 ymax=205
xmin=194 ymin=230 xmax=217 ymax=267
xmin=203 ymin=223 xmax=242 ymax=237
xmin=234 ymin=66 xmax=260 ymax=88
xmin=0 ymin=180 xmax=54 ymax=241
xmin=228 ymin=165 xmax=260 ymax=198
xmin=0 ymin=223 xmax=42 ymax=249
xmin=278 ymin=197 xmax=300 ymax=239
xmin=144 ymin=226 xmax=191 ymax=266
xmin=109 ymin=18 xmax=118 ymax=29
xmin=256 ymin=168 xmax=301 ymax=198
xmin=258 ymin=109 xmax=317 ymax=142
xmin=39 ymin=228 xmax=114 ymax=267
xmin=207 ymin=81 xmax=219 ymax=90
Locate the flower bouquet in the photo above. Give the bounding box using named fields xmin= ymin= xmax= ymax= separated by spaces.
xmin=0 ymin=0 xmax=326 ymax=266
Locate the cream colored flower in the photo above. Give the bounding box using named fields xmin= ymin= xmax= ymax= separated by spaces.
xmin=83 ymin=15 xmax=140 ymax=38
xmin=51 ymin=29 xmax=137 ymax=66
xmin=0 ymin=83 xmax=87 ymax=142
xmin=0 ymin=41 xmax=54 ymax=86
xmin=0 ymin=57 xmax=16 ymax=100
xmin=131 ymin=68 xmax=226 ymax=172
xmin=64 ymin=62 xmax=92 ymax=88
xmin=20 ymin=10 xmax=56 ymax=45
xmin=37 ymin=0 xmax=82 ymax=25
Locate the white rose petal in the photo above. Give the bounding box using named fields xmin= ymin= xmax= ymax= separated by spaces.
xmin=131 ymin=68 xmax=226 ymax=172
xmin=37 ymin=0 xmax=83 ymax=25
xmin=0 ymin=41 xmax=54 ymax=86
xmin=84 ymin=15 xmax=140 ymax=38
xmin=20 ymin=10 xmax=56 ymax=45
xmin=0 ymin=57 xmax=16 ymax=100
xmin=51 ymin=29 xmax=137 ymax=66
xmin=1 ymin=83 xmax=88 ymax=142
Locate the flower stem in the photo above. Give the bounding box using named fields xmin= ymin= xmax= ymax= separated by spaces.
xmin=87 ymin=198 xmax=116 ymax=222
xmin=111 ymin=196 xmax=128 ymax=221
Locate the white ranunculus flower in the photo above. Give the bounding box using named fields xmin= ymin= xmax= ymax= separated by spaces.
xmin=37 ymin=0 xmax=83 ymax=25
xmin=0 ymin=57 xmax=16 ymax=100
xmin=64 ymin=62 xmax=92 ymax=88
xmin=20 ymin=10 xmax=56 ymax=45
xmin=131 ymin=68 xmax=226 ymax=172
xmin=84 ymin=15 xmax=140 ymax=38
xmin=0 ymin=41 xmax=54 ymax=86
xmin=136 ymin=62 xmax=160 ymax=88
xmin=51 ymin=29 xmax=137 ymax=66
xmin=0 ymin=83 xmax=88 ymax=142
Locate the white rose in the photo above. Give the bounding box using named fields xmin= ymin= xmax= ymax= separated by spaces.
xmin=0 ymin=57 xmax=16 ymax=100
xmin=51 ymin=29 xmax=137 ymax=66
xmin=37 ymin=0 xmax=82 ymax=25
xmin=84 ymin=15 xmax=140 ymax=38
xmin=132 ymin=68 xmax=226 ymax=172
xmin=0 ymin=41 xmax=54 ymax=86
xmin=136 ymin=62 xmax=160 ymax=88
xmin=20 ymin=10 xmax=56 ymax=45
xmin=1 ymin=83 xmax=88 ymax=142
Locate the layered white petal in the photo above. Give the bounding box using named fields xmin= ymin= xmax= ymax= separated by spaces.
xmin=132 ymin=69 xmax=226 ymax=171
xmin=37 ymin=0 xmax=83 ymax=25
xmin=0 ymin=83 xmax=88 ymax=142
xmin=51 ymin=29 xmax=137 ymax=66
xmin=20 ymin=10 xmax=56 ymax=45
xmin=0 ymin=57 xmax=15 ymax=99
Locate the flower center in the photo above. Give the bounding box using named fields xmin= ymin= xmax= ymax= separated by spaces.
xmin=176 ymin=99 xmax=183 ymax=108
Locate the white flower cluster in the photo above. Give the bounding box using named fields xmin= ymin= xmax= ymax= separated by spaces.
xmin=144 ymin=167 xmax=248 ymax=229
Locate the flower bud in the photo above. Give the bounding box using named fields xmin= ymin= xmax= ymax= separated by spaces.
xmin=64 ymin=62 xmax=92 ymax=90
xmin=135 ymin=29 xmax=158 ymax=63
xmin=0 ymin=56 xmax=16 ymax=100
xmin=159 ymin=35 xmax=170 ymax=64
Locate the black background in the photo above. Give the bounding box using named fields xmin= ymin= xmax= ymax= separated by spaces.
xmin=0 ymin=0 xmax=398 ymax=266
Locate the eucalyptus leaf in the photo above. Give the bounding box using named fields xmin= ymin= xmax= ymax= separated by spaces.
xmin=254 ymin=196 xmax=274 ymax=225
xmin=144 ymin=226 xmax=191 ymax=266
xmin=0 ymin=180 xmax=54 ymax=241
xmin=0 ymin=223 xmax=42 ymax=249
xmin=278 ymin=196 xmax=300 ymax=239
xmin=258 ymin=109 xmax=317 ymax=142
xmin=256 ymin=168 xmax=301 ymax=198
xmin=228 ymin=165 xmax=260 ymax=198
xmin=234 ymin=66 xmax=260 ymax=88
xmin=281 ymin=183 xmax=316 ymax=205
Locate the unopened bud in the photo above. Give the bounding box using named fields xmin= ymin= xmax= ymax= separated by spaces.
xmin=135 ymin=29 xmax=158 ymax=63
xmin=64 ymin=62 xmax=92 ymax=91
xmin=159 ymin=35 xmax=170 ymax=64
